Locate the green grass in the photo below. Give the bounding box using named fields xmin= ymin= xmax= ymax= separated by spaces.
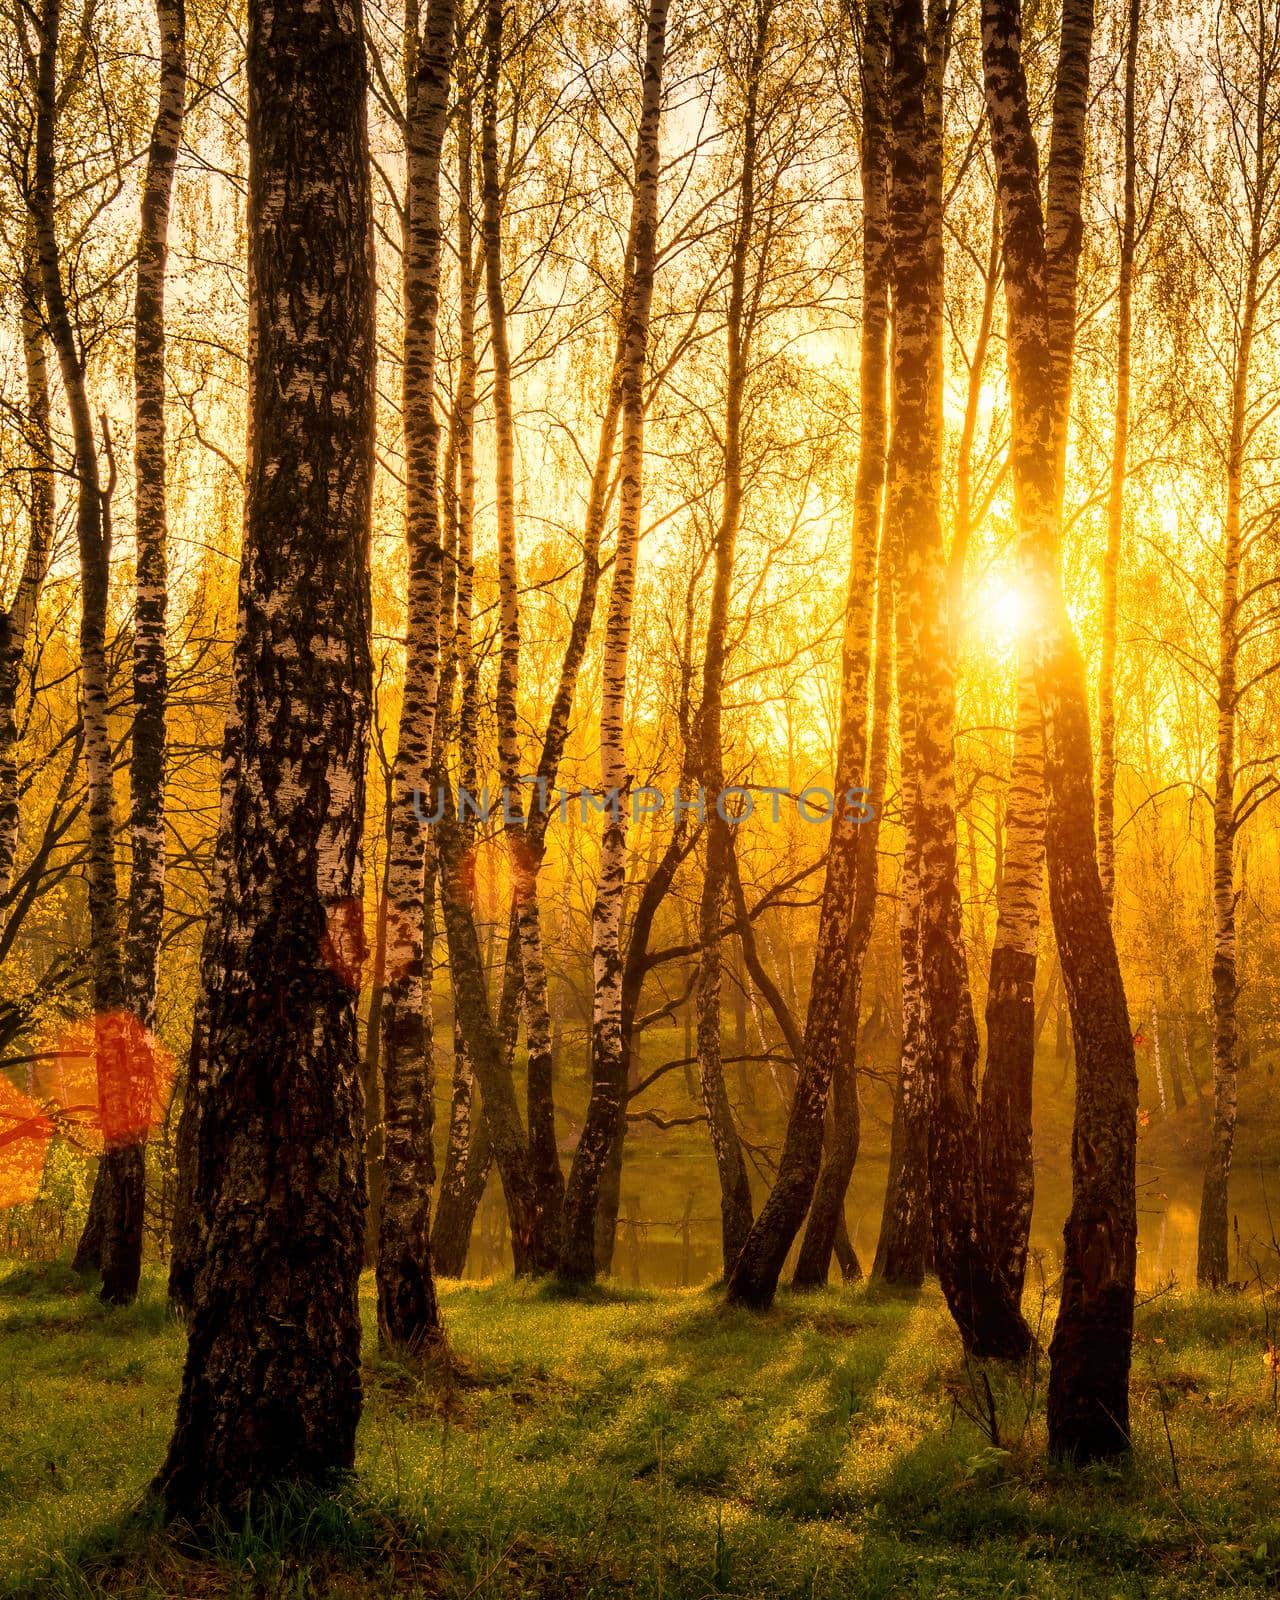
xmin=2 ymin=1262 xmax=1279 ymax=1597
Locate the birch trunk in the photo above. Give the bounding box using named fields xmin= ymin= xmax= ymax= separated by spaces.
xmin=693 ymin=0 xmax=774 ymax=1277
xmin=975 ymin=0 xmax=1095 ymax=1316
xmin=155 ymin=0 xmax=375 ymax=1514
xmin=34 ymin=0 xmax=131 ymax=1302
xmin=977 ymin=664 xmax=1044 ymax=1301
xmin=982 ymin=0 xmax=1139 ymax=1458
xmin=886 ymin=0 xmax=1030 ymax=1360
xmin=557 ymin=0 xmax=668 ymax=1284
xmin=872 ymin=588 xmax=931 ymax=1285
xmin=723 ymin=0 xmax=888 ymax=1309
xmin=791 ymin=41 xmax=893 ymax=1280
xmin=948 ymin=204 xmax=1000 ymax=650
xmin=793 ymin=551 xmax=890 ymax=1288
xmin=1197 ymin=200 xmax=1257 ymax=1292
xmin=431 ymin=74 xmax=486 ymax=1273
xmin=374 ymin=0 xmax=457 ymax=1356
xmin=0 ymin=244 xmax=55 ymax=902
xmin=1097 ymin=0 xmax=1138 ymax=913
xmin=89 ymin=0 xmax=187 ymax=1310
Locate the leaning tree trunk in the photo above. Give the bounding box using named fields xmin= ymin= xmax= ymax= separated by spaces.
xmin=34 ymin=0 xmax=130 ymax=1302
xmin=791 ymin=6 xmax=892 ymax=1290
xmin=0 ymin=245 xmax=56 ymax=904
xmin=794 ymin=551 xmax=891 ymax=1287
xmin=723 ymin=0 xmax=889 ymax=1311
xmin=374 ymin=0 xmax=457 ymax=1357
xmin=1096 ymin=0 xmax=1139 ymax=913
xmin=558 ymin=0 xmax=668 ymax=1284
xmin=977 ymin=664 xmax=1044 ymax=1302
xmin=692 ymin=0 xmax=773 ymax=1277
xmin=887 ymin=0 xmax=1030 ymax=1361
xmin=154 ymin=0 xmax=375 ymax=1516
xmin=982 ymin=0 xmax=1138 ymax=1460
xmin=94 ymin=0 xmax=186 ymax=1310
xmin=478 ymin=0 xmax=569 ymax=1263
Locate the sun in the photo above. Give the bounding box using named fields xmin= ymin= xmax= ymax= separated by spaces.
xmin=984 ymin=575 xmax=1034 ymax=640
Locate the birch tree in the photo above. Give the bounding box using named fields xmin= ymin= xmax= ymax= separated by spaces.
xmin=557 ymin=0 xmax=669 ymax=1284
xmin=723 ymin=0 xmax=889 ymax=1310
xmin=1096 ymin=0 xmax=1140 ymax=911
xmin=691 ymin=0 xmax=776 ymax=1276
xmin=31 ymin=0 xmax=132 ymax=1304
xmin=981 ymin=0 xmax=1140 ymax=1458
xmin=881 ymin=0 xmax=1030 ymax=1359
xmin=1190 ymin=0 xmax=1280 ymax=1288
xmin=0 ymin=239 xmax=55 ymax=903
xmin=80 ymin=0 xmax=188 ymax=1310
xmin=375 ymin=0 xmax=459 ymax=1354
xmin=156 ymin=0 xmax=375 ymax=1513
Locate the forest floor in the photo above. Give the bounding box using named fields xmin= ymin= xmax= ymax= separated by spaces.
xmin=2 ymin=1263 xmax=1279 ymax=1598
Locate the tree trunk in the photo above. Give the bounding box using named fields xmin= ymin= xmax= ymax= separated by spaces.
xmin=432 ymin=1076 xmax=491 ymax=1275
xmin=887 ymin=0 xmax=1030 ymax=1362
xmin=557 ymin=0 xmax=669 ymax=1284
xmin=872 ymin=602 xmax=930 ymax=1287
xmin=724 ymin=0 xmax=889 ymax=1311
xmin=34 ymin=0 xmax=130 ymax=1303
xmin=1096 ymin=0 xmax=1138 ymax=914
xmin=1198 ymin=232 xmax=1256 ymax=1294
xmin=91 ymin=0 xmax=187 ymax=1310
xmin=794 ymin=561 xmax=891 ymax=1289
xmin=791 ymin=18 xmax=892 ymax=1290
xmin=982 ymin=0 xmax=1139 ymax=1459
xmin=692 ymin=1 xmax=775 ymax=1278
xmin=431 ymin=77 xmax=485 ymax=1275
xmin=948 ymin=200 xmax=1000 ymax=652
xmin=154 ymin=0 xmax=375 ymax=1515
xmin=593 ymin=811 xmax=695 ymax=1271
xmin=0 ymin=244 xmax=55 ymax=903
xmin=977 ymin=664 xmax=1044 ymax=1302
xmin=374 ymin=0 xmax=457 ymax=1357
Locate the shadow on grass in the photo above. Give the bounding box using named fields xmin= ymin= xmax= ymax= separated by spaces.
xmin=2 ymin=1479 xmax=445 ymax=1600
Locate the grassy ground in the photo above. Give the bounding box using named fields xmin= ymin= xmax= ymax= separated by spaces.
xmin=2 ymin=1263 xmax=1279 ymax=1597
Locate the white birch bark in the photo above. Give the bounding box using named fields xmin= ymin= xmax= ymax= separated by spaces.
xmin=558 ymin=0 xmax=669 ymax=1283
xmin=375 ymin=0 xmax=458 ymax=1352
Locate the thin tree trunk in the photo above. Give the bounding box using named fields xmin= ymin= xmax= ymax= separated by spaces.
xmin=724 ymin=0 xmax=889 ymax=1311
xmin=791 ymin=12 xmax=893 ymax=1290
xmin=693 ymin=0 xmax=774 ymax=1277
xmin=557 ymin=0 xmax=669 ymax=1284
xmin=948 ymin=201 xmax=1000 ymax=651
xmin=0 ymin=245 xmax=55 ymax=903
xmin=362 ymin=768 xmax=393 ymax=1266
xmin=1198 ymin=221 xmax=1257 ymax=1293
xmin=982 ymin=0 xmax=1139 ymax=1459
xmin=34 ymin=0 xmax=130 ymax=1301
xmin=888 ymin=0 xmax=1030 ymax=1361
xmin=433 ymin=784 xmax=546 ymax=1274
xmin=1097 ymin=0 xmax=1139 ymax=912
xmin=977 ymin=664 xmax=1044 ymax=1302
xmin=155 ymin=0 xmax=375 ymax=1514
xmin=91 ymin=0 xmax=186 ymax=1310
xmin=595 ymin=814 xmax=695 ymax=1271
xmin=872 ymin=589 xmax=930 ymax=1287
xmin=431 ymin=72 xmax=484 ymax=1272
xmin=374 ymin=0 xmax=457 ymax=1357
xmin=794 ymin=559 xmax=891 ymax=1289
